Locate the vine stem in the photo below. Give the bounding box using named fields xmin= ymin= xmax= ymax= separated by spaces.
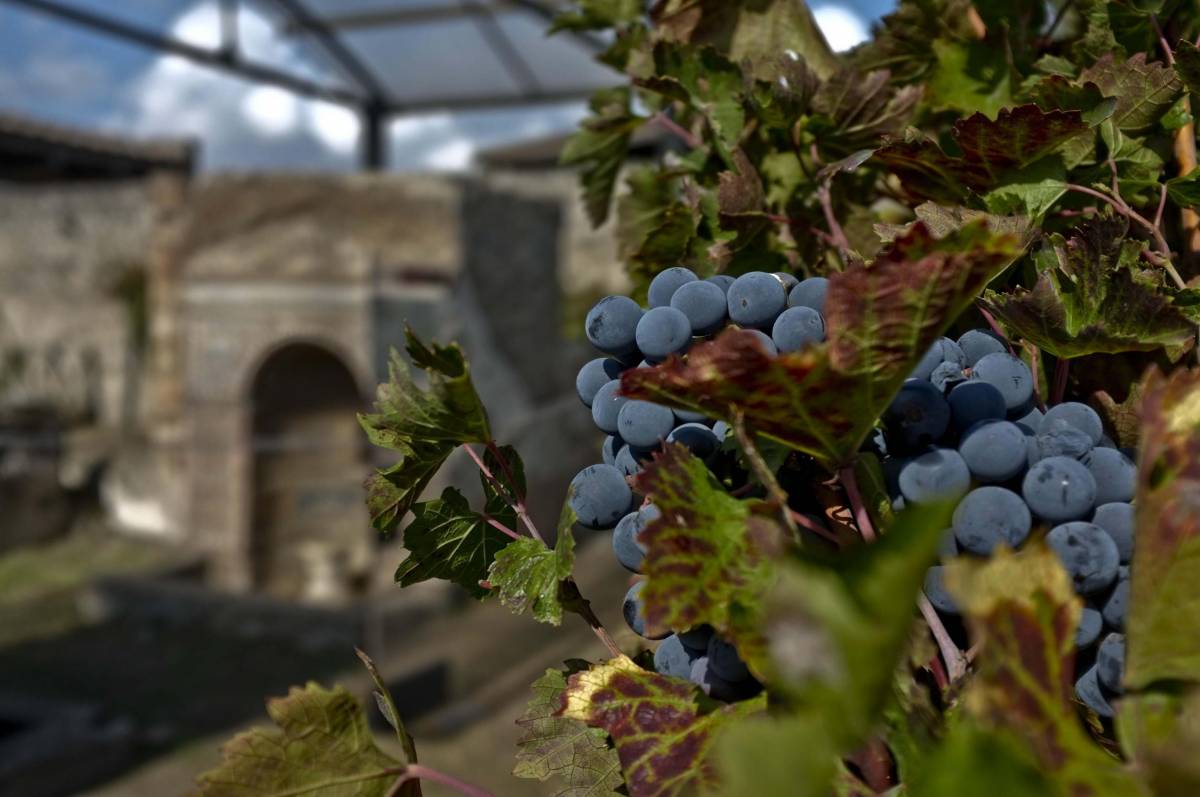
xmin=918 ymin=594 xmax=967 ymax=682
xmin=483 ymin=515 xmax=521 ymax=541
xmin=384 ymin=764 xmax=496 ymax=797
xmin=651 ymin=111 xmax=703 ymax=150
xmin=1051 ymin=357 xmax=1070 ymax=405
xmin=817 ymin=181 xmax=852 ymax=261
xmin=731 ymin=411 xmax=799 ymax=539
xmin=789 ymin=509 xmax=842 ymax=546
xmin=837 ymin=465 xmax=876 ymax=542
xmin=1063 ymin=183 xmax=1187 ymax=289
xmin=464 ymin=443 xmax=621 ymax=658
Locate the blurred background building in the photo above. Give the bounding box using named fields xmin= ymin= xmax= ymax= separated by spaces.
xmin=0 ymin=1 xmax=892 ymax=795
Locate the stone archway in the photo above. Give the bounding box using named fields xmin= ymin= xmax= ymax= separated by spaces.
xmin=249 ymin=341 xmax=368 ymax=600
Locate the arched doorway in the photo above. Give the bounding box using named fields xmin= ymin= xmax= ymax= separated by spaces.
xmin=250 ymin=342 xmax=368 ymax=600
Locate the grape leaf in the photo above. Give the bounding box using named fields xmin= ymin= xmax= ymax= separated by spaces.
xmin=562 ymin=87 xmax=645 ymax=227
xmin=980 ymin=215 xmax=1198 ymax=360
xmin=1079 ymin=52 xmax=1182 ymax=133
xmin=514 ymin=665 xmax=624 ymax=796
xmin=359 ymin=329 xmax=492 ymax=536
xmin=1166 ymin=167 xmax=1200 ymax=208
xmin=638 ymin=43 xmax=746 ymax=160
xmin=558 ymin=655 xmax=766 ymax=797
xmin=926 ymin=38 xmax=1013 ymax=117
xmin=394 ymin=486 xmax=513 ymax=599
xmin=649 ymin=0 xmax=839 ymax=80
xmin=622 ymin=221 xmax=1022 ymax=468
xmin=712 ymin=502 xmax=951 ymax=796
xmin=1117 ymin=689 xmax=1200 ymax=797
xmin=616 ymin=166 xmax=701 ymax=299
xmin=630 ymin=443 xmax=787 ymax=674
xmin=808 ymin=68 xmax=924 ymax=157
xmin=1125 ymin=367 xmax=1200 ymax=688
xmin=550 ymin=0 xmax=642 ymax=32
xmin=197 ymin=683 xmax=400 ymax=796
xmin=874 ymin=201 xmax=1032 ymax=243
xmin=908 ymin=725 xmax=1058 ymax=797
xmin=1173 ymin=39 xmax=1200 ymax=96
xmin=487 ymin=496 xmax=578 ymax=626
xmin=873 ymin=105 xmax=1090 ymax=201
xmin=945 ymin=546 xmax=1144 ymax=795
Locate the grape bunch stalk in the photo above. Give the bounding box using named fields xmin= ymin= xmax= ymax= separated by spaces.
xmin=571 ymin=266 xmax=830 ymax=700
xmin=873 ymin=329 xmax=1135 ymax=716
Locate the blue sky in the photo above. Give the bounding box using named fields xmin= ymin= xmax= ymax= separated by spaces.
xmin=0 ymin=1 xmax=896 ymax=172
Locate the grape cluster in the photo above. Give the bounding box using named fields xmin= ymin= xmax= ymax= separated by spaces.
xmin=875 ymin=329 xmax=1134 ymax=717
xmin=570 ymin=267 xmax=830 ymax=699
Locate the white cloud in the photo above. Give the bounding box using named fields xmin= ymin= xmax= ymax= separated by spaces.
xmin=111 ymin=2 xmax=591 ymax=172
xmin=813 ymin=5 xmax=871 ymax=52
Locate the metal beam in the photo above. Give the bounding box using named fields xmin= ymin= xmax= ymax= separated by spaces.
xmin=265 ymin=0 xmax=390 ymax=102
xmin=462 ymin=0 xmax=542 ymax=94
xmin=392 ymin=86 xmax=602 ymax=114
xmin=2 ymin=0 xmax=370 ymax=107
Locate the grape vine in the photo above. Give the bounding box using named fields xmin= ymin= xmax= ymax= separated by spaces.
xmin=197 ymin=2 xmax=1200 ymax=796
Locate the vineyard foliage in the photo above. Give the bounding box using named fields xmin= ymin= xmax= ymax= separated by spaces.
xmin=199 ymin=1 xmax=1200 ymax=796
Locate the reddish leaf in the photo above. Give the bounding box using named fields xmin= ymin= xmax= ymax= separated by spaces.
xmin=874 ymin=105 xmax=1089 ymax=200
xmin=558 ymin=655 xmax=766 ymax=797
xmin=630 ymin=444 xmax=787 ymax=673
xmin=622 ymin=221 xmax=1023 ymax=468
xmin=1126 ymin=367 xmax=1200 ymax=688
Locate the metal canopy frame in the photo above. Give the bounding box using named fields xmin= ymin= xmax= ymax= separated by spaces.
xmin=2 ymin=0 xmax=605 ymax=169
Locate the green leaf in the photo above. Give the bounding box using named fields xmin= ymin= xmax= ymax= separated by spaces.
xmin=550 ymin=0 xmax=642 ymax=32
xmin=1173 ymin=39 xmax=1200 ymax=96
xmin=1117 ymin=689 xmax=1200 ymax=797
xmin=615 ymin=166 xmax=700 ymax=300
xmin=1126 ymin=367 xmax=1200 ymax=687
xmin=927 ymin=38 xmax=1013 ymax=117
xmin=713 ymin=502 xmax=951 ymax=796
xmin=394 ymin=486 xmax=513 ymax=599
xmin=514 ymin=665 xmax=624 ymax=796
xmin=622 ymin=221 xmax=1023 ymax=468
xmin=945 ymin=546 xmax=1145 ymax=795
xmin=982 ymin=156 xmax=1068 ymax=218
xmin=559 ymin=655 xmax=767 ymax=797
xmin=562 ymin=87 xmax=645 ymax=227
xmin=359 ymin=330 xmax=492 ymax=536
xmin=980 ymin=215 xmax=1198 ymax=359
xmin=807 ymin=68 xmax=924 ymax=157
xmin=639 ymin=43 xmax=746 ymax=160
xmin=908 ymin=724 xmax=1058 ymax=797
xmin=874 ymin=105 xmax=1091 ymax=201
xmin=1080 ymin=52 xmax=1183 ymax=133
xmin=1167 ymin=167 xmax=1200 ymax=208
xmin=197 ymin=683 xmax=401 ymax=796
xmin=650 ymin=0 xmax=839 ymax=80
xmin=487 ymin=497 xmax=578 ymax=626
xmin=355 ymin=649 xmax=419 ymax=771
xmin=630 ymin=443 xmax=787 ymax=674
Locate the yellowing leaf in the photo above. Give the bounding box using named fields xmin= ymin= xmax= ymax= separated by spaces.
xmin=197 ymin=683 xmax=400 ymax=797
xmin=559 ymin=655 xmax=766 ymax=797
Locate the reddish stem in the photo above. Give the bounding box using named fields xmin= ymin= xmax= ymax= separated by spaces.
xmin=927 ymin=653 xmax=949 ymax=692
xmin=385 ymin=765 xmax=496 ymax=797
xmin=817 ymin=182 xmax=852 ymax=259
xmin=1051 ymin=357 xmax=1070 ymax=405
xmin=837 ymin=465 xmax=876 ymax=542
xmin=484 ymin=516 xmax=521 ymax=541
xmin=485 ymin=441 xmax=546 ymax=545
xmin=918 ymin=594 xmax=966 ymax=682
xmin=788 ymin=509 xmax=842 ymax=547
xmin=1154 ymin=182 xmax=1169 ymax=229
xmin=652 ymin=111 xmax=703 ymax=150
xmin=976 ymin=305 xmax=1016 ymax=355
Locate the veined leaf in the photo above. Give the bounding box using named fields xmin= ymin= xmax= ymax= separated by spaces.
xmin=980 ymin=215 xmax=1197 ymax=360
xmin=558 ymin=655 xmax=766 ymax=797
xmin=1174 ymin=39 xmax=1200 ymax=96
xmin=514 ymin=665 xmax=624 ymax=796
xmin=926 ymin=38 xmax=1013 ymax=117
xmin=622 ymin=221 xmax=1023 ymax=468
xmin=908 ymin=724 xmax=1058 ymax=797
xmin=550 ymin=0 xmax=642 ymax=32
xmin=562 ymin=87 xmax=645 ymax=227
xmin=488 ymin=496 xmax=579 ymax=626
xmin=1126 ymin=367 xmax=1200 ymax=687
xmin=639 ymin=43 xmax=745 ymax=160
xmin=808 ymin=68 xmax=924 ymax=157
xmin=395 ymin=486 xmax=513 ymax=598
xmin=713 ymin=502 xmax=951 ymax=796
xmin=874 ymin=105 xmax=1090 ymax=202
xmin=1080 ymin=52 xmax=1182 ymax=133
xmin=945 ymin=546 xmax=1145 ymax=795
xmin=197 ymin=683 xmax=400 ymax=796
xmin=1117 ymin=689 xmax=1200 ymax=797
xmin=630 ymin=443 xmax=787 ymax=675
xmin=649 ymin=0 xmax=839 ymax=80
xmin=1166 ymin=167 xmax=1200 ymax=209
xmin=616 ymin=166 xmax=701 ymax=300
xmin=359 ymin=329 xmax=492 ymax=536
